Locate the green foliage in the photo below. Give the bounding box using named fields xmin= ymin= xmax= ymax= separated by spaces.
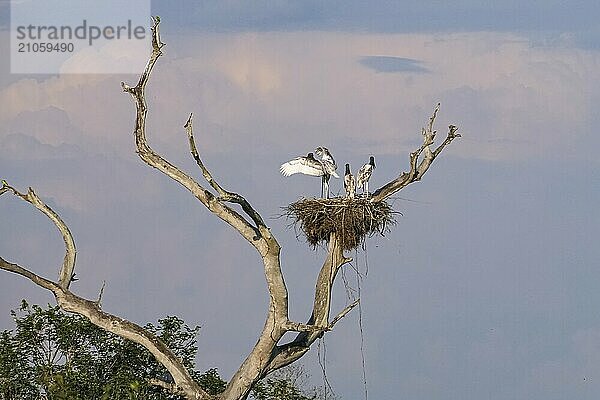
xmin=0 ymin=302 xmax=328 ymax=400
xmin=251 ymin=366 xmax=327 ymax=400
xmin=197 ymin=368 xmax=227 ymax=396
xmin=0 ymin=300 xmax=220 ymax=400
xmin=0 ymin=329 xmax=37 ymax=398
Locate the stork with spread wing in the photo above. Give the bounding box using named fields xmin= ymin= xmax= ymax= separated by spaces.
xmin=280 ymin=147 xmax=339 ymax=198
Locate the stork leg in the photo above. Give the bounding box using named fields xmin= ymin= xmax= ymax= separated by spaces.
xmin=324 ymin=175 xmax=330 ymax=199
xmin=321 ymin=175 xmax=325 ymax=198
xmin=365 ymin=181 xmax=369 ymax=197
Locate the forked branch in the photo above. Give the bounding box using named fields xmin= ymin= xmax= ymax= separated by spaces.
xmin=120 ymin=17 xmax=297 ymax=400
xmin=0 ymin=182 xmax=211 ymax=400
xmin=184 ymin=114 xmax=267 ymax=231
xmin=121 ymin=17 xmax=269 ymax=254
xmin=370 ymin=104 xmax=460 ymax=203
xmin=265 ymin=233 xmax=355 ymax=374
xmin=1 ymin=181 xmax=76 ymax=289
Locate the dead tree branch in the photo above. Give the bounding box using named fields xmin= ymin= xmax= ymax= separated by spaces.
xmin=0 ymin=182 xmax=211 ymax=400
xmin=328 ymin=299 xmax=360 ymax=329
xmin=370 ymin=104 xmax=461 ymax=203
xmin=121 ymin=20 xmax=265 ymax=250
xmin=1 ymin=181 xmax=76 ymax=289
xmin=149 ymin=378 xmax=188 ymax=396
xmin=265 ymin=233 xmax=354 ymax=374
xmin=121 ymin=17 xmax=345 ymax=400
xmin=121 ymin=18 xmax=360 ymax=399
xmin=184 ymin=114 xmax=267 ymax=230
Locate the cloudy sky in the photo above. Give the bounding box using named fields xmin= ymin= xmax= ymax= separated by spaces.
xmin=1 ymin=1 xmax=600 ymax=398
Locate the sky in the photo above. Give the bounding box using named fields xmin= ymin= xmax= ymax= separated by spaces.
xmin=1 ymin=1 xmax=600 ymax=399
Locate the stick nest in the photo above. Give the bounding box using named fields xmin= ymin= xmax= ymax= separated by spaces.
xmin=284 ymin=197 xmax=397 ymax=251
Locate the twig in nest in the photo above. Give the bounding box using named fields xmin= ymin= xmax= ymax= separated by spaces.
xmin=283 ymin=197 xmax=397 ymax=251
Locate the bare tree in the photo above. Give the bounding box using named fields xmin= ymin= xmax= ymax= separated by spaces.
xmin=0 ymin=18 xmax=460 ymax=400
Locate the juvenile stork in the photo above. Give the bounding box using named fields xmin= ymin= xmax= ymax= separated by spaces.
xmin=314 ymin=146 xmax=339 ymax=198
xmin=357 ymin=155 xmax=376 ymax=197
xmin=280 ymin=150 xmax=339 ymax=198
xmin=344 ymin=163 xmax=356 ymax=199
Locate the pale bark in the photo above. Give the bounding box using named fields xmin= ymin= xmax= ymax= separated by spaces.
xmin=0 ymin=183 xmax=210 ymax=400
xmin=264 ymin=233 xmax=354 ymax=375
xmin=370 ymin=104 xmax=461 ymax=203
xmin=120 ymin=19 xmax=357 ymax=400
xmin=0 ymin=17 xmax=459 ymax=400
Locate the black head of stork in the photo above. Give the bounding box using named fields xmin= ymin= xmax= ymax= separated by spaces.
xmin=280 ymin=150 xmax=339 ymax=198
xmin=344 ymin=163 xmax=356 ymax=199
xmin=357 ymin=155 xmax=376 ymax=196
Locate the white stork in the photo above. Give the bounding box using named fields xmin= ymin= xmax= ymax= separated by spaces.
xmin=344 ymin=163 xmax=356 ymax=199
xmin=280 ymin=150 xmax=340 ymax=198
xmin=357 ymin=156 xmax=376 ymax=196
